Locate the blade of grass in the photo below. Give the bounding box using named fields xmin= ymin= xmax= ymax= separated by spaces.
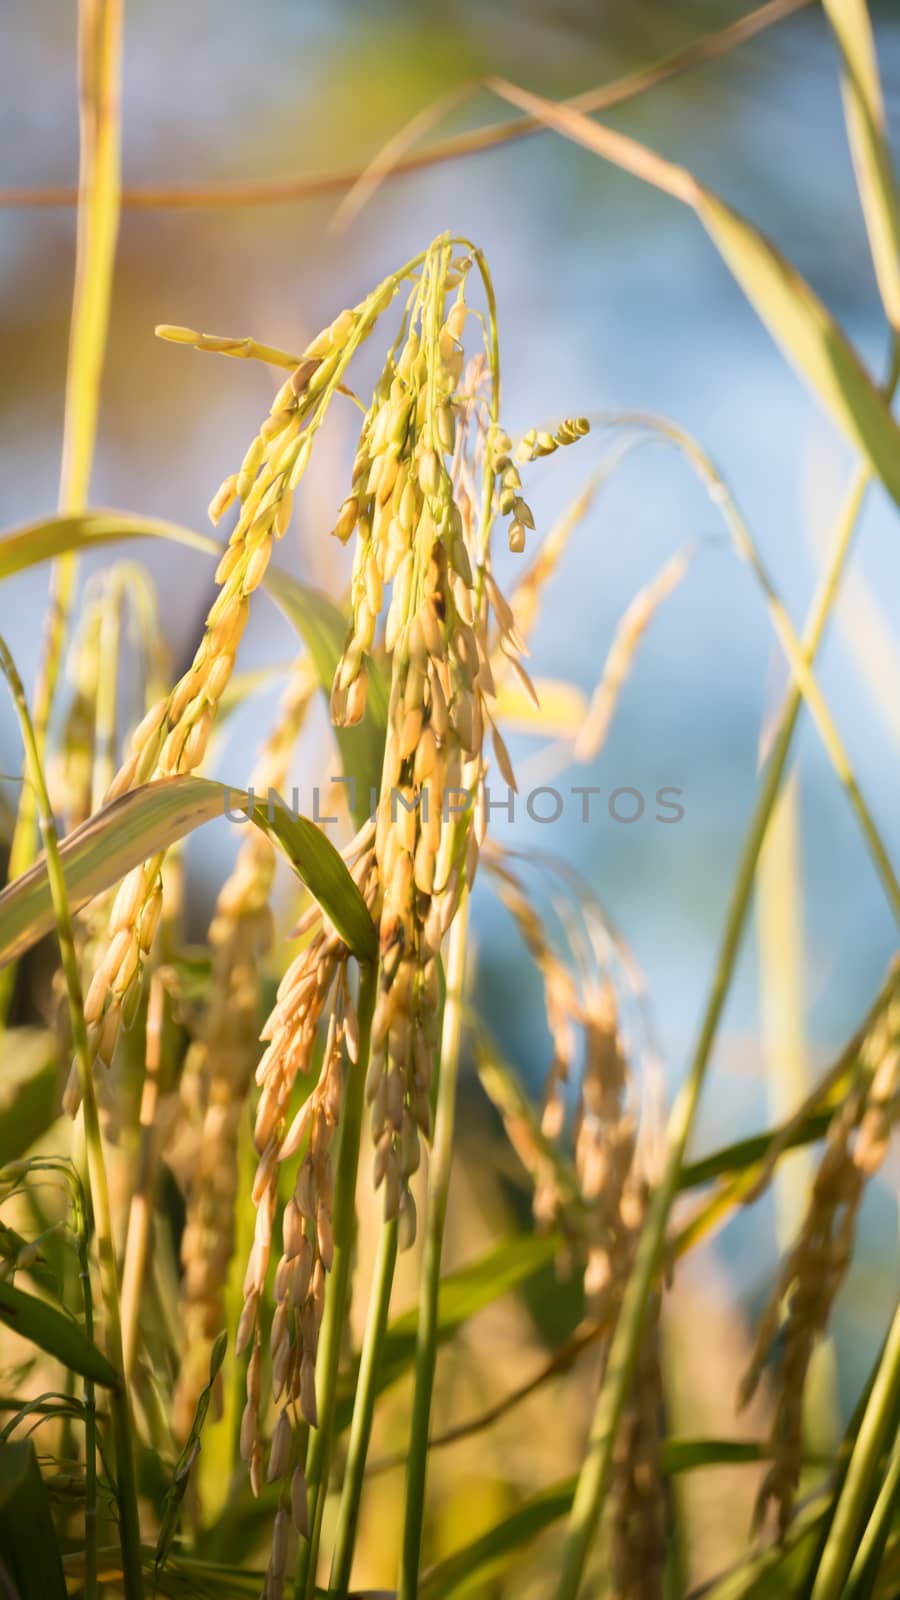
xmin=0 ymin=1439 xmax=69 ymax=1600
xmin=810 ymin=1299 xmax=900 ymax=1600
xmin=823 ymin=0 xmax=900 ymax=330
xmin=420 ymin=1440 xmax=822 ymax=1600
xmin=1 ymin=0 xmax=123 ymax=1022
xmin=844 ymin=1421 xmax=900 ymax=1597
xmin=548 ymin=348 xmax=900 ymax=1597
xmin=398 ymin=898 xmax=468 ymax=1600
xmin=756 ymin=776 xmax=840 ymax=1450
xmin=0 ymin=510 xmax=388 ymax=822
xmin=0 ymin=633 xmax=143 ymax=1598
xmin=0 ymin=773 xmax=377 ymax=968
xmin=0 ymin=1278 xmax=118 ymax=1390
xmin=486 ymin=78 xmax=900 ymax=513
xmin=591 ymin=411 xmax=900 ymax=924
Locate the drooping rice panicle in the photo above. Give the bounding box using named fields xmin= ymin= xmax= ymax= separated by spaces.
xmin=188 ymin=238 xmax=590 ymax=1586
xmin=574 ymin=546 xmax=694 ymax=763
xmin=486 ymin=852 xmax=667 ymax=1597
xmin=238 ymin=838 xmax=378 ymax=1596
xmin=79 ymin=298 xmax=382 ymax=1075
xmin=740 ymin=965 xmax=900 ymax=1534
xmin=174 ymin=658 xmax=316 ymax=1442
xmin=326 ymin=239 xmax=582 ymax=1242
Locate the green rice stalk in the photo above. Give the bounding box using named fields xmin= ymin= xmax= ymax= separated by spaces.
xmin=0 ymin=633 xmax=143 ymax=1600
xmin=398 ymin=897 xmax=468 ymax=1600
xmin=1 ymin=0 xmax=123 ymax=1021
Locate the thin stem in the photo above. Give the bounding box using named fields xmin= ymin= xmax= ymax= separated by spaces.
xmin=0 ymin=1 xmax=811 ymax=212
xmin=329 ymin=1217 xmax=399 ymax=1595
xmin=398 ymin=898 xmax=468 ymax=1600
xmin=552 ymin=396 xmax=894 ymax=1599
xmin=0 ymin=633 xmax=144 ymax=1600
xmin=599 ymin=412 xmax=900 ymax=925
xmin=810 ymin=1298 xmax=900 ymax=1600
xmin=844 ymin=1415 xmax=900 ymax=1597
xmin=296 ymin=961 xmax=378 ymax=1600
xmin=1 ymin=0 xmax=123 ymax=1020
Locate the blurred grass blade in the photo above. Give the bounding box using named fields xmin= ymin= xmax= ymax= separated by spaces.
xmin=0 ymin=1439 xmax=68 ymax=1600
xmin=156 ymin=1331 xmax=228 ymax=1573
xmin=697 ymin=1502 xmax=830 ymax=1599
xmin=823 ymin=0 xmax=900 ymax=329
xmin=0 ymin=1278 xmax=120 ymax=1388
xmin=696 ymin=189 xmax=900 ymax=501
xmin=335 ymin=1231 xmax=560 ymax=1429
xmin=810 ymin=1298 xmax=900 ymax=1600
xmin=0 ymin=774 xmax=376 ymax=966
xmin=0 ymin=1 xmax=814 ymax=214
xmin=0 ymin=509 xmax=215 ymax=577
xmin=421 ymin=1442 xmax=790 ymax=1598
xmin=844 ymin=1423 xmax=900 ymax=1597
xmin=0 ymin=1029 xmax=59 ymax=1165
xmin=486 ymin=78 xmax=900 ymax=510
xmin=421 ymin=1478 xmax=575 ymax=1599
xmin=494 ymin=677 xmax=588 ymax=737
xmin=0 ymin=510 xmax=387 ymax=820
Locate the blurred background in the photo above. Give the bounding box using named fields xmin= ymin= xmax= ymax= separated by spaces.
xmin=2 ymin=2 xmax=900 ymax=1589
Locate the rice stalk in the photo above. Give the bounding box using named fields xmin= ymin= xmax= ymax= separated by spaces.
xmin=0 ymin=633 xmax=143 ymax=1599
xmin=0 ymin=0 xmax=123 ymax=1025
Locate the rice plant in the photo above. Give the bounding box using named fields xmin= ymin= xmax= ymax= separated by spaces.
xmin=1 ymin=1 xmax=899 ymax=1597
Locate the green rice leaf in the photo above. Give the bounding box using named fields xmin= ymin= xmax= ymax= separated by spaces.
xmin=695 ymin=189 xmax=900 ymax=503
xmin=0 ymin=1278 xmax=120 ymax=1388
xmin=0 ymin=510 xmax=387 ymax=821
xmin=421 ymin=1478 xmax=575 ymax=1598
xmin=0 ymin=1439 xmax=68 ymax=1600
xmin=0 ymin=774 xmax=377 ymax=967
xmin=488 ymin=78 xmax=900 ymax=508
xmin=0 ymin=1028 xmax=59 ymax=1166
xmin=421 ymin=1442 xmax=822 ymax=1599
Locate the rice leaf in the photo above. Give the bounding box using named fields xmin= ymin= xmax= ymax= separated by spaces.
xmin=487 ymin=78 xmax=900 ymax=508
xmin=0 ymin=774 xmax=377 ymax=967
xmin=823 ymin=0 xmax=900 ymax=330
xmin=0 ymin=1439 xmax=68 ymax=1600
xmin=0 ymin=510 xmax=387 ymax=820
xmin=0 ymin=1028 xmax=59 ymax=1166
xmin=421 ymin=1442 xmax=787 ymax=1598
xmin=0 ymin=1278 xmax=120 ymax=1388
xmin=421 ymin=1478 xmax=575 ymax=1598
xmin=695 ymin=189 xmax=900 ymax=502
